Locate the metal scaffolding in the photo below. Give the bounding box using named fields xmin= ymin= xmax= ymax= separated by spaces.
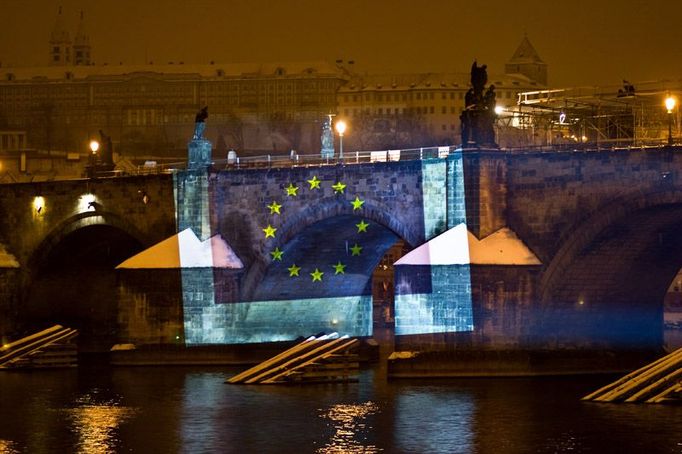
xmin=496 ymin=80 xmax=682 ymax=149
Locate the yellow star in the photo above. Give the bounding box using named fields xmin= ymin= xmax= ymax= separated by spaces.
xmin=310 ymin=268 xmax=324 ymax=282
xmin=351 ymin=196 xmax=365 ymax=210
xmin=267 ymin=201 xmax=282 ymax=215
xmin=285 ymin=183 xmax=298 ymax=196
xmin=332 ymin=181 xmax=346 ymax=194
xmin=333 ymin=261 xmax=346 ymax=275
xmin=287 ymin=264 xmax=301 ymax=277
xmin=270 ymin=247 xmax=284 ymax=261
xmin=350 ymin=243 xmax=362 ymax=256
xmin=356 ymin=220 xmax=369 ymax=233
xmin=307 ymin=175 xmax=321 ymax=189
xmin=262 ymin=224 xmax=277 ymax=238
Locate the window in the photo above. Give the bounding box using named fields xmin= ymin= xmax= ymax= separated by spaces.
xmin=442 ymin=124 xmax=447 ymax=130
xmin=441 ymin=106 xmax=446 ymax=114
xmin=450 ymin=93 xmax=454 ymax=100
xmin=430 ymin=106 xmax=434 ymax=114
xmin=416 ymin=93 xmax=421 ymax=100
xmin=450 ymin=107 xmax=456 ymax=114
xmin=441 ymin=93 xmax=446 ymax=100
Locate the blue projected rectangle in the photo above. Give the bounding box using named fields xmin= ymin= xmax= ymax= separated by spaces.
xmin=183 ymin=296 xmax=372 ymax=345
xmin=394 ymin=265 xmax=474 ymax=335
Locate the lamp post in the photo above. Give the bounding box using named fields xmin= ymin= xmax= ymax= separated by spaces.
xmin=665 ymin=95 xmax=677 ymax=146
xmin=88 ymin=140 xmax=99 ymax=178
xmin=335 ymin=120 xmax=346 ymax=160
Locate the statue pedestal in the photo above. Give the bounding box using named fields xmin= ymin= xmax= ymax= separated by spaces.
xmin=321 ymin=147 xmax=334 ymax=159
xmin=188 ymin=139 xmax=212 ymax=169
xmin=461 ymin=109 xmax=497 ymax=148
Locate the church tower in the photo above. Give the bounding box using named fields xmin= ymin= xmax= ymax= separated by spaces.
xmin=48 ymin=6 xmax=71 ymax=66
xmin=505 ymin=35 xmax=548 ymax=86
xmin=73 ymin=11 xmax=91 ymax=65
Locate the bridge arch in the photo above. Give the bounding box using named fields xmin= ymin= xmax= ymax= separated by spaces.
xmin=539 ymin=189 xmax=682 ymax=348
xmin=22 ymin=210 xmax=148 ymax=350
xmin=28 ymin=210 xmax=150 ymax=271
xmin=239 ymin=197 xmax=416 ymax=301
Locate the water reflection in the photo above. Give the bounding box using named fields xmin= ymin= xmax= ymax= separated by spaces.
xmin=317 ymin=402 xmax=381 ymax=453
xmin=180 ymin=373 xmax=229 ymax=453
xmin=65 ymin=394 xmax=136 ymax=454
xmin=0 ymin=440 xmax=18 ymax=454
xmin=395 ymin=388 xmax=474 ymax=453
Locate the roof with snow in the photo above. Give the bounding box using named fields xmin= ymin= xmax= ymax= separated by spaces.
xmin=507 ymin=35 xmax=545 ymax=65
xmin=394 ymin=224 xmax=541 ymax=266
xmin=116 ymin=228 xmax=244 ymax=269
xmin=0 ymin=61 xmax=341 ymax=82
xmin=0 ymin=244 xmax=19 ymax=268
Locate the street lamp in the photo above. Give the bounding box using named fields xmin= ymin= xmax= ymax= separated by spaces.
xmin=89 ymin=140 xmax=100 ymax=154
xmin=88 ymin=140 xmax=100 ymax=178
xmin=665 ymin=95 xmax=677 ymax=146
xmin=335 ymin=120 xmax=347 ymax=160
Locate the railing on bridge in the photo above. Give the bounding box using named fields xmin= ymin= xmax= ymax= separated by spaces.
xmin=3 ymin=141 xmax=677 ymax=182
xmin=130 ymin=145 xmax=457 ymax=175
xmin=129 ymin=140 xmax=679 ymax=176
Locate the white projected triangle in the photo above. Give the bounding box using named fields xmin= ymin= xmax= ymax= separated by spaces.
xmin=116 ymin=228 xmax=244 ymax=269
xmin=395 ymin=224 xmax=540 ymax=266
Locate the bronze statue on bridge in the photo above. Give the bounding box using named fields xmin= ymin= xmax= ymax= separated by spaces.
xmin=460 ymin=61 xmax=497 ymax=148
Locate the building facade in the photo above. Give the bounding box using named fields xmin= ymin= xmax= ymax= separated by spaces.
xmin=0 ymin=62 xmax=345 ymax=156
xmin=0 ymin=12 xmax=546 ymax=159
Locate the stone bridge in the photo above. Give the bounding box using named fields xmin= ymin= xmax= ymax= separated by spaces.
xmin=1 ymin=147 xmax=682 ymax=351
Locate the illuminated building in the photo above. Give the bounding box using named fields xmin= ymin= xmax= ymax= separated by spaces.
xmin=0 ymin=14 xmax=544 ymax=158
xmin=335 ymin=37 xmax=547 ymax=149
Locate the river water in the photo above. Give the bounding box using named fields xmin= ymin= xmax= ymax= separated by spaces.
xmin=0 ymin=365 xmax=680 ymax=453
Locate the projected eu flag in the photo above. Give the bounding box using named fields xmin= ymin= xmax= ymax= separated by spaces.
xmin=173 ymin=150 xmax=475 ymax=344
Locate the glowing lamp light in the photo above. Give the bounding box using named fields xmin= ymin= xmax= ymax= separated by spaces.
xmin=78 ymin=193 xmax=98 ymax=212
xmin=33 ymin=196 xmax=45 ymax=214
xmin=335 ymin=120 xmax=347 ymax=135
xmin=335 ymin=120 xmax=347 ymax=159
xmin=494 ymin=105 xmax=504 ymax=115
xmin=89 ymin=140 xmax=100 ymax=153
xmin=665 ymin=96 xmax=677 ymax=113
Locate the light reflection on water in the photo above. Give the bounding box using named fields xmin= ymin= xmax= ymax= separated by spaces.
xmin=64 ymin=394 xmax=136 ymax=454
xmin=317 ymin=402 xmax=381 ymax=453
xmin=0 ymin=368 xmax=680 ymax=453
xmin=0 ymin=440 xmax=18 ymax=454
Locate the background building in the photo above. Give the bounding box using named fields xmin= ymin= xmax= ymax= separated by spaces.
xmin=0 ymin=11 xmax=550 ymax=170
xmin=335 ymin=37 xmax=546 ymax=150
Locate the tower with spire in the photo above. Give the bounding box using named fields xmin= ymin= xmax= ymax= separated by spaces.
xmin=505 ymin=35 xmax=547 ymax=86
xmin=49 ymin=6 xmax=71 ymax=66
xmin=73 ymin=11 xmax=91 ymax=66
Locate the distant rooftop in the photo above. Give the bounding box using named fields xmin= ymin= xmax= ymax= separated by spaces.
xmin=507 ymin=35 xmax=545 ymax=65
xmin=339 ymin=72 xmax=538 ymax=92
xmin=0 ymin=61 xmax=344 ymax=82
